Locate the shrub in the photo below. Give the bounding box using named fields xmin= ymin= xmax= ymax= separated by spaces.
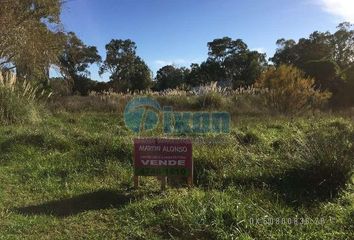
xmin=47 ymin=93 xmax=129 ymax=113
xmin=49 ymin=77 xmax=71 ymax=96
xmin=276 ymin=121 xmax=354 ymax=200
xmin=155 ymin=95 xmax=197 ymax=111
xmin=302 ymin=123 xmax=353 ymax=192
xmin=255 ymin=65 xmax=331 ymax=114
xmin=0 ymin=71 xmax=43 ymax=124
xmin=196 ymin=92 xmax=225 ymax=109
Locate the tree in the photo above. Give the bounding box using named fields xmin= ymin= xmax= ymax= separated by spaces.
xmin=271 ymin=32 xmax=333 ymax=68
xmin=223 ymin=50 xmax=267 ymax=87
xmin=59 ymin=32 xmax=101 ymax=95
xmin=270 ymin=22 xmax=354 ymax=106
xmin=334 ymin=65 xmax=354 ymax=107
xmin=155 ymin=65 xmax=189 ymax=90
xmin=125 ymin=57 xmax=152 ymax=91
xmin=185 ymin=64 xmax=202 ymax=87
xmin=270 ymin=39 xmax=298 ymax=66
xmin=208 ymin=37 xmax=248 ymax=62
xmin=271 ymin=23 xmax=354 ymax=78
xmin=302 ymin=60 xmax=341 ymax=91
xmin=331 ymin=22 xmax=354 ymax=70
xmin=186 ymin=61 xmax=225 ymax=87
xmin=207 ymin=37 xmax=267 ymax=88
xmin=99 ymin=39 xmax=151 ymax=92
xmin=0 ymin=0 xmax=64 ymax=86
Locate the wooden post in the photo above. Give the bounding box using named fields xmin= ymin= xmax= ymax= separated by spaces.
xmin=188 ymin=154 xmax=193 ymax=188
xmin=134 ymin=176 xmax=139 ymax=188
xmin=161 ymin=176 xmax=167 ymax=191
xmin=187 ymin=176 xmax=193 ymax=188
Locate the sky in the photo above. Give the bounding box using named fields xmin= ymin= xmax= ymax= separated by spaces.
xmin=57 ymin=0 xmax=354 ymax=81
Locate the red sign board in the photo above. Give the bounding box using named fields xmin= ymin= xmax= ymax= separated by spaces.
xmin=134 ymin=138 xmax=193 ymax=178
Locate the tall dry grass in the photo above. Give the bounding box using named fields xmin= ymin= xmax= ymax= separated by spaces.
xmin=48 ymin=79 xmax=330 ymax=117
xmin=0 ymin=71 xmax=47 ymax=124
xmin=47 ymin=82 xmax=271 ymax=115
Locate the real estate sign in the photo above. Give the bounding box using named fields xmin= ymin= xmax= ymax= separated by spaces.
xmin=134 ymin=138 xmax=193 ymax=179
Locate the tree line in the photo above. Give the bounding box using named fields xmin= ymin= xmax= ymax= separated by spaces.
xmin=1 ymin=1 xmax=353 ymax=107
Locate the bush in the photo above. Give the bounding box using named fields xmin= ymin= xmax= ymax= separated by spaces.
xmin=49 ymin=77 xmax=71 ymax=96
xmin=47 ymin=93 xmax=131 ymax=113
xmin=196 ymin=92 xmax=225 ymax=109
xmin=155 ymin=95 xmax=197 ymax=111
xmin=302 ymin=123 xmax=353 ymax=192
xmin=0 ymin=71 xmax=42 ymax=124
xmin=255 ymin=65 xmax=331 ymax=114
xmin=276 ymin=121 xmax=354 ymax=200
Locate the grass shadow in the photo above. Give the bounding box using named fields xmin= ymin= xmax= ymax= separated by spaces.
xmin=0 ymin=133 xmax=70 ymax=154
xmin=14 ymin=189 xmax=135 ymax=218
xmin=265 ymin=169 xmax=346 ymax=206
xmin=223 ymin=171 xmax=346 ymax=207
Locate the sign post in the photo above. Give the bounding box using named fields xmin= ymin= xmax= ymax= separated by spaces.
xmin=133 ymin=138 xmax=193 ymax=190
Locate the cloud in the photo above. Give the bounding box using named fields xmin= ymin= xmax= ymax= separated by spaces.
xmin=154 ymin=58 xmax=201 ymax=68
xmin=251 ymin=47 xmax=266 ymax=53
xmin=317 ymin=0 xmax=354 ymax=22
xmin=154 ymin=59 xmax=187 ymax=67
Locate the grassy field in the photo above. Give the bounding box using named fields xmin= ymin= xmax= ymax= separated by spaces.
xmin=0 ymin=107 xmax=353 ymax=239
xmin=1 ymin=1 xmax=354 ymax=239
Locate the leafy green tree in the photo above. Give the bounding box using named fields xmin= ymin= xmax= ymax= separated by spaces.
xmin=271 ymin=32 xmax=333 ymax=69
xmin=207 ymin=37 xmax=267 ymax=88
xmin=155 ymin=65 xmax=189 ymax=90
xmin=302 ymin=60 xmax=341 ymax=91
xmin=185 ymin=64 xmax=203 ymax=87
xmin=186 ymin=61 xmax=225 ymax=87
xmin=270 ymin=39 xmax=298 ymax=66
xmin=223 ymin=50 xmax=267 ymax=87
xmin=0 ymin=0 xmax=64 ymax=85
xmin=208 ymin=37 xmax=248 ymax=62
xmin=271 ymin=23 xmax=354 ymax=77
xmin=270 ymin=22 xmax=354 ymax=106
xmin=125 ymin=57 xmax=152 ymax=91
xmin=331 ymin=22 xmax=354 ymax=70
xmin=99 ymin=39 xmax=151 ymax=92
xmin=59 ymin=32 xmax=101 ymax=95
xmin=336 ymin=65 xmax=354 ymax=107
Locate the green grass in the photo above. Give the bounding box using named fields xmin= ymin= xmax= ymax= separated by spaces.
xmin=0 ymin=112 xmax=353 ymax=239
